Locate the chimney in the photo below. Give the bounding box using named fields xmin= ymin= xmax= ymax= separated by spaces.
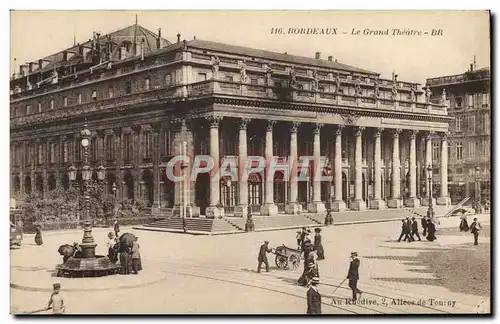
xmin=156 ymin=28 xmax=162 ymax=49
xmin=141 ymin=39 xmax=145 ymax=60
xmin=177 ymin=33 xmax=181 ymax=44
xmin=19 ymin=65 xmax=26 ymax=76
xmin=38 ymin=59 xmax=43 ymax=70
xmin=315 ymin=52 xmax=321 ymax=60
xmin=28 ymin=62 xmax=34 ymax=73
xmin=328 ymin=56 xmax=333 ymax=61
xmin=470 ymin=63 xmax=474 ymax=72
xmin=63 ymin=51 xmax=68 ymax=61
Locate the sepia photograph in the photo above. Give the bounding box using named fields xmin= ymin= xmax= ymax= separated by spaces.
xmin=8 ymin=10 xmax=491 ymax=315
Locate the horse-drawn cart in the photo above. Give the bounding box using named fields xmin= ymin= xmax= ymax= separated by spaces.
xmin=273 ymin=245 xmax=301 ymax=270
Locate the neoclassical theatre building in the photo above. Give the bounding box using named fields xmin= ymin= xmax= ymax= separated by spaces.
xmin=10 ymin=24 xmax=452 ymax=218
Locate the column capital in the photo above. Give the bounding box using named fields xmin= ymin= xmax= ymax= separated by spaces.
xmin=313 ymin=123 xmax=324 ymax=134
xmin=290 ymin=121 xmax=300 ymax=133
xmin=95 ymin=129 xmax=106 ymax=137
xmin=267 ymin=120 xmax=277 ymax=132
xmin=440 ymin=131 xmax=450 ymax=141
xmin=410 ymin=129 xmax=419 ymax=139
xmin=335 ymin=125 xmax=344 ymax=136
xmin=112 ymin=127 xmax=122 ymax=135
xmin=392 ymin=128 xmax=402 ymax=138
xmin=151 ymin=122 xmax=162 ymax=135
xmin=426 ymin=131 xmax=436 ymax=140
xmin=206 ymin=115 xmax=223 ymax=128
xmin=131 ymin=124 xmax=142 ymax=134
xmin=355 ymin=126 xmax=365 ymax=136
xmin=239 ymin=118 xmax=251 ymax=130
xmin=374 ymin=127 xmax=384 ymax=137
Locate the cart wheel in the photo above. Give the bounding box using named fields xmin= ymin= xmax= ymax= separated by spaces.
xmin=289 ymin=255 xmax=300 ymax=270
xmin=275 ymin=255 xmax=288 ymax=270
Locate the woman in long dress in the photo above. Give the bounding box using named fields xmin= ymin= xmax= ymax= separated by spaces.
xmin=119 ymin=247 xmax=132 ymax=275
xmin=34 ymin=225 xmax=43 ymax=245
xmin=426 ymin=219 xmax=437 ymax=241
xmin=313 ymin=228 xmax=325 ymax=260
xmin=459 ymin=213 xmax=469 ymax=232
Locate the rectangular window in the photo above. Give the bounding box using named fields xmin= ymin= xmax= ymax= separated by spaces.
xmin=482 ymin=93 xmax=489 ymax=106
xmin=91 ymin=90 xmax=97 ymax=101
xmin=142 ymin=131 xmax=153 ymax=158
xmin=91 ymin=138 xmax=98 ymax=161
xmin=456 ymin=142 xmax=463 ymax=161
xmin=106 ymin=135 xmax=115 ymax=160
xmin=24 ymin=144 xmax=30 ymax=166
xmin=432 ymin=143 xmax=440 ymax=161
xmin=163 ymin=130 xmax=171 ymax=156
xmin=62 ymin=141 xmax=68 ymax=163
xmin=482 ymin=140 xmax=489 ymax=156
xmin=468 ymin=142 xmax=475 ymax=159
xmin=50 ymin=99 xmax=54 ymax=109
xmin=468 ymin=115 xmax=475 ymax=133
xmin=63 ymin=97 xmax=68 ymax=107
xmin=125 ymin=81 xmax=132 ymax=94
xmin=250 ymin=77 xmax=258 ymax=85
xmin=455 ymin=96 xmax=462 ymax=108
xmin=225 ymin=75 xmax=234 ymax=82
xmin=37 ymin=144 xmax=43 ymax=165
xmin=164 ymin=73 xmax=172 ymax=86
xmin=484 ymin=113 xmax=490 ymax=134
xmin=78 ymin=93 xmax=82 ymax=104
xmin=468 ymin=94 xmax=473 ymax=107
xmin=74 ymin=139 xmax=81 ymax=161
xmin=455 ymin=116 xmax=462 ymax=132
xmin=145 ymin=77 xmax=150 ymax=91
xmin=38 ymin=102 xmax=42 ymax=112
xmin=108 ymin=86 xmax=114 ymax=98
xmin=197 ymin=73 xmax=207 ymax=82
xmin=123 ymin=133 xmax=132 ymax=160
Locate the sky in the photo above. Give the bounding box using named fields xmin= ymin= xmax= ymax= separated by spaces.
xmin=10 ymin=10 xmax=490 ymax=85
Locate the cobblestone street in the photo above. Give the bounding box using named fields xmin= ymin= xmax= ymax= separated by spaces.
xmin=10 ymin=214 xmax=490 ymax=314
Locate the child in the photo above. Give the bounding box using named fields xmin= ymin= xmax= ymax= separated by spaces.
xmin=131 ymin=237 xmax=141 ymax=274
xmin=47 ymin=283 xmax=65 ymax=314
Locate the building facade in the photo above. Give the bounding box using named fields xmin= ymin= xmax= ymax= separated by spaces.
xmin=10 ymin=24 xmax=451 ymax=218
xmin=426 ymin=66 xmax=491 ymax=204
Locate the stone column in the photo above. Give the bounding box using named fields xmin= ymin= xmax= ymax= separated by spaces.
xmin=351 ymin=127 xmax=367 ymax=210
xmin=284 ymin=122 xmax=302 ymax=214
xmin=114 ymin=127 xmax=123 ymax=201
xmin=422 ymin=132 xmax=435 ymax=206
xmin=261 ymin=120 xmax=278 ymax=216
xmin=388 ymin=129 xmax=402 ymax=208
xmin=437 ymin=132 xmax=451 ymax=206
xmin=370 ymin=128 xmax=385 ymax=209
xmin=132 ymin=125 xmax=142 ymax=202
xmin=331 ymin=126 xmax=346 ymax=212
xmin=308 ymin=123 xmax=326 ymax=213
xmin=235 ymin=118 xmax=251 ymax=217
xmin=151 ymin=124 xmax=161 ymax=213
xmin=405 ymin=130 xmax=420 ymax=207
xmin=205 ymin=116 xmax=224 ymax=218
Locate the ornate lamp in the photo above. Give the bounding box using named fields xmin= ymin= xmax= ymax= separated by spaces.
xmin=426 ymin=164 xmax=434 ymax=219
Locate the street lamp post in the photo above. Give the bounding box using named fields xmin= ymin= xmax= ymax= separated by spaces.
xmin=426 ymin=165 xmax=434 ymax=219
xmin=79 ymin=122 xmax=97 ymax=259
xmin=324 ymin=200 xmax=333 ymax=226
xmin=475 ymin=166 xmax=481 ymax=214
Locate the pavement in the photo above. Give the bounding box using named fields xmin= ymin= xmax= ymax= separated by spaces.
xmin=10 ymin=213 xmax=491 ymax=314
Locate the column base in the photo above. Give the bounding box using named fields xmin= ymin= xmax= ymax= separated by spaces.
xmin=260 ymin=204 xmax=278 ymax=216
xmin=172 ymin=205 xmax=200 ymax=218
xmin=234 ymin=205 xmax=248 ymax=217
xmin=308 ymin=201 xmax=326 ymax=213
xmin=436 ymin=196 xmax=451 ymax=207
xmin=331 ymin=200 xmax=347 ymax=212
xmin=387 ymin=198 xmax=403 ymax=208
xmin=151 ymin=203 xmax=160 ymax=216
xmin=285 ymin=203 xmax=302 ymax=215
xmin=350 ymin=200 xmax=367 ymax=211
xmin=205 ymin=206 xmax=225 ymax=219
xmin=369 ymin=199 xmax=386 ymax=210
xmin=421 ymin=198 xmax=436 ymax=207
xmin=404 ymin=197 xmax=421 ymax=208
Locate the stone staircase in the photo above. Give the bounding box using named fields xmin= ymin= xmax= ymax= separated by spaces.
xmin=331 ymin=209 xmax=414 ymax=224
xmin=142 ymin=218 xmax=184 ymax=232
xmin=136 ymin=217 xmax=244 ymax=235
xmin=252 ymin=215 xmax=318 ymax=231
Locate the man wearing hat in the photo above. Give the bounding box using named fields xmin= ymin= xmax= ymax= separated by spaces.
xmin=257 ymin=240 xmax=273 ymax=273
xmin=306 ymin=276 xmax=322 ymax=314
xmin=397 ymin=218 xmax=412 ymax=242
xmin=470 ymin=217 xmax=482 ymax=246
xmin=47 ymin=283 xmax=66 ymax=314
xmin=113 ymin=219 xmax=120 ymax=238
xmin=346 ymin=252 xmax=362 ymax=302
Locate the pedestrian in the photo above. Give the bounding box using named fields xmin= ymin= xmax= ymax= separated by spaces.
xmin=131 ymin=237 xmax=142 ymax=274
xmin=299 ymin=227 xmax=307 ymax=250
xmin=113 ymin=219 xmax=120 ymax=237
xmin=470 ymin=217 xmax=482 ymax=246
xmin=46 ymin=283 xmax=66 ymax=314
xmin=296 ymin=231 xmax=302 ymax=250
xmin=410 ymin=217 xmax=422 ymax=241
xmin=34 ymin=224 xmax=43 ymax=246
xmin=257 ymin=240 xmax=272 ymax=273
xmin=421 ymin=216 xmax=428 ymax=236
xmin=426 ymin=218 xmax=437 ymax=241
xmin=107 ymin=232 xmax=118 ymax=263
xmin=306 ymin=276 xmax=322 ymax=315
xmin=346 ymin=252 xmax=362 ymax=302
xmin=298 ymin=260 xmax=319 ymax=287
xmin=119 ymin=246 xmax=132 ymax=275
xmin=397 ymin=218 xmax=411 ymax=242
xmin=459 ymin=213 xmax=469 ymax=232
xmin=313 ymin=228 xmax=325 ymax=260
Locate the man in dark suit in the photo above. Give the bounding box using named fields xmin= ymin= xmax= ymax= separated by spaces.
xmin=397 ymin=218 xmax=412 ymax=242
xmin=346 ymin=252 xmax=362 ymax=302
xmin=113 ymin=219 xmax=120 ymax=237
xmin=470 ymin=218 xmax=482 ymax=246
xmin=410 ymin=217 xmax=422 ymax=241
xmin=306 ymin=276 xmax=322 ymax=314
xmin=307 ymin=277 xmax=321 ymax=315
xmin=421 ymin=216 xmax=428 ymax=236
xmin=257 ymin=240 xmax=273 ymax=273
